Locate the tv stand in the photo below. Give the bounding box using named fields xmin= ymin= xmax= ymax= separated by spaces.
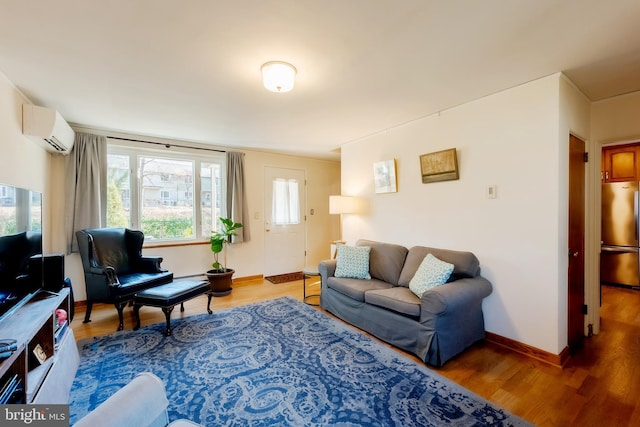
xmin=0 ymin=288 xmax=79 ymax=403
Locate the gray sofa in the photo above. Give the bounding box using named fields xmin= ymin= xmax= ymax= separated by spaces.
xmin=319 ymin=239 xmax=492 ymax=366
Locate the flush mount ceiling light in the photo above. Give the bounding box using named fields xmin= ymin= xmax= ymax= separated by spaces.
xmin=261 ymin=61 xmax=297 ymax=93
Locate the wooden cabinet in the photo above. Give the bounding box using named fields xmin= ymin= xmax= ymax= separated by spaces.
xmin=0 ymin=288 xmax=78 ymax=404
xmin=602 ymin=143 xmax=640 ymax=182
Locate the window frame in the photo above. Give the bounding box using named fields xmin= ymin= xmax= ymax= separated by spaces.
xmin=107 ymin=139 xmax=226 ymax=244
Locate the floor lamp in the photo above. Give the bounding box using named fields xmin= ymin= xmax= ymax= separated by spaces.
xmin=329 ymin=195 xmax=359 ymax=258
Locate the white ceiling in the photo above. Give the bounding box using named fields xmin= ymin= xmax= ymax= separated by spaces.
xmin=1 ymin=1 xmax=640 ymax=160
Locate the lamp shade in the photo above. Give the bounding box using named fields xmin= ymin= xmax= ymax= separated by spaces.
xmin=329 ymin=195 xmax=359 ymax=214
xmin=261 ymin=61 xmax=297 ymax=92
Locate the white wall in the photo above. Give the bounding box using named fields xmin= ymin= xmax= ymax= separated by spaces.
xmin=0 ymin=73 xmax=52 ymax=244
xmin=592 ymin=91 xmax=640 ymax=145
xmin=341 ymin=74 xmax=572 ymax=355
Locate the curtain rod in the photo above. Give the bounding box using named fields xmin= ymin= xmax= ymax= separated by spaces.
xmin=107 ymin=136 xmax=226 ymax=153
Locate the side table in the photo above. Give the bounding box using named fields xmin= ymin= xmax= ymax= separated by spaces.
xmin=302 ymin=267 xmax=321 ymax=306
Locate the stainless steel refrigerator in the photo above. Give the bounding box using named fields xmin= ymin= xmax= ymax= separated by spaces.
xmin=601 ymin=181 xmax=640 ymax=288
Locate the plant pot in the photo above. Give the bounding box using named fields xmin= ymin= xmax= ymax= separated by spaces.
xmin=206 ymin=268 xmax=234 ymax=296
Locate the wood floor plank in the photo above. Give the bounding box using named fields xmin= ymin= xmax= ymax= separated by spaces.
xmin=70 ymin=281 xmax=640 ymax=426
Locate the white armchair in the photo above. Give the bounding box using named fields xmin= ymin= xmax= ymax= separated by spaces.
xmin=73 ymin=372 xmax=202 ymax=427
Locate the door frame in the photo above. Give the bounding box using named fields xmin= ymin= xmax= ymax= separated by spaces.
xmin=587 ymin=138 xmax=640 ymax=336
xmin=263 ymin=166 xmax=307 ymax=277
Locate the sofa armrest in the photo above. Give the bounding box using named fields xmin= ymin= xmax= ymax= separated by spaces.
xmin=318 ymin=259 xmax=337 ymax=283
xmin=74 ymin=372 xmax=169 ymax=427
xmin=420 ymin=276 xmax=492 ymax=318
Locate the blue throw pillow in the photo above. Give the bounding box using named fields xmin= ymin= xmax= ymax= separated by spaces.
xmin=335 ymin=245 xmax=371 ymax=279
xmin=409 ymin=253 xmax=454 ymax=298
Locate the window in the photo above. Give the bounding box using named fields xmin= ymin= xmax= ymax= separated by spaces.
xmin=272 ymin=178 xmax=300 ymax=225
xmin=107 ymin=142 xmax=225 ymax=242
xmin=107 ymin=154 xmax=131 ymax=227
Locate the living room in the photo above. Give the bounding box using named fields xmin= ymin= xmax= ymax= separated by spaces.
xmin=2 ymin=1 xmax=640 ymax=425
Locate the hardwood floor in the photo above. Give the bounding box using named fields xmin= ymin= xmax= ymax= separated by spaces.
xmin=71 ymin=281 xmax=640 ymax=426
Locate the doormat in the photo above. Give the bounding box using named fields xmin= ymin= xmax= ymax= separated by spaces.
xmin=265 ymin=271 xmax=304 ymax=284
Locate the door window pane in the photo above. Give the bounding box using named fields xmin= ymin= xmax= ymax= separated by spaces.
xmin=272 ymin=178 xmax=300 ymax=225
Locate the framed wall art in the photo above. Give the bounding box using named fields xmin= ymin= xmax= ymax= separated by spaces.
xmin=373 ymin=159 xmax=397 ymax=194
xmin=419 ymin=148 xmax=459 ymax=183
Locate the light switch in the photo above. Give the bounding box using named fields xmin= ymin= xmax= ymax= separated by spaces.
xmin=486 ymin=185 xmax=497 ymax=199
xmin=254 ymin=211 xmax=261 ymax=220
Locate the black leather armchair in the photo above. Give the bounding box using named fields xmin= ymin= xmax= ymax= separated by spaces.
xmin=76 ymin=228 xmax=173 ymax=330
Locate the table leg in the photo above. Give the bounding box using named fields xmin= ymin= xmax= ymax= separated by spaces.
xmin=207 ymin=293 xmax=213 ymax=314
xmin=303 ymin=273 xmax=321 ymax=306
xmin=133 ymin=304 xmax=141 ymax=331
xmin=161 ymin=306 xmax=175 ymax=336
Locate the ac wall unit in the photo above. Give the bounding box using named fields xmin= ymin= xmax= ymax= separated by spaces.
xmin=22 ymin=104 xmax=75 ymax=155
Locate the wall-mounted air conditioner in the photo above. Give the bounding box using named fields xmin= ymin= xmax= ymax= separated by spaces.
xmin=22 ymin=104 xmax=75 ymax=155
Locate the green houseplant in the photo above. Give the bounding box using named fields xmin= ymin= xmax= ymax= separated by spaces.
xmin=206 ymin=217 xmax=243 ymax=296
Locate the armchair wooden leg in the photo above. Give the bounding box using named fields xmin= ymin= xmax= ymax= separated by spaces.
xmin=83 ymin=302 xmax=93 ymax=323
xmin=161 ymin=306 xmax=175 ymax=336
xmin=115 ymin=302 xmax=128 ymax=331
xmin=133 ymin=304 xmax=142 ymax=331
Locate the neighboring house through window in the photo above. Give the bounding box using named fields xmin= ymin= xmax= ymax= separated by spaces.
xmin=107 ymin=140 xmax=225 ymax=242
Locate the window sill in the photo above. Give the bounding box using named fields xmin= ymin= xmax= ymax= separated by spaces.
xmin=143 ymin=240 xmax=208 ymax=249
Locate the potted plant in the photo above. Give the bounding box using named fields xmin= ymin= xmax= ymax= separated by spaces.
xmin=206 ymin=217 xmax=243 ymax=296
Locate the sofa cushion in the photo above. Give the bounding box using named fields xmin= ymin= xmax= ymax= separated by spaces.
xmin=326 ymin=277 xmax=393 ymax=302
xmin=335 ymin=245 xmax=371 ymax=279
xmin=365 ymin=287 xmax=421 ymax=317
xmin=398 ymin=246 xmax=480 ymax=287
xmin=356 ymin=239 xmax=408 ymax=285
xmin=409 ymin=254 xmax=454 ymax=297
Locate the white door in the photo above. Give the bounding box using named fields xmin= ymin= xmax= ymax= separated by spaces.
xmin=264 ymin=167 xmax=306 ymax=277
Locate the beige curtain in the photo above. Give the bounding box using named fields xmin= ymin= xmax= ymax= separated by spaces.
xmin=65 ymin=132 xmax=107 ymax=253
xmin=226 ymin=151 xmax=250 ymax=243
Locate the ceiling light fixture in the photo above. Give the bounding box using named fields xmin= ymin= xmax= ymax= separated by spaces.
xmin=261 ymin=61 xmax=297 ymax=93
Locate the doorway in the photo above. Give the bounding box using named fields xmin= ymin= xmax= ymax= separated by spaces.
xmin=263 ymin=167 xmax=306 ymax=277
xmin=598 ymin=141 xmax=640 ymax=331
xmin=568 ymin=134 xmax=586 ymax=352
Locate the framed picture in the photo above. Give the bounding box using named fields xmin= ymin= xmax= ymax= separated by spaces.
xmin=373 ymin=159 xmax=397 ymax=194
xmin=419 ymin=148 xmax=459 ymax=183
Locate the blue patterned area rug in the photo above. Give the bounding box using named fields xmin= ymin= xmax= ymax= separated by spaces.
xmin=70 ymin=297 xmax=531 ymax=426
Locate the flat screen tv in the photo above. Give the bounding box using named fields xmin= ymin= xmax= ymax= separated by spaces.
xmin=0 ymin=184 xmax=43 ymax=321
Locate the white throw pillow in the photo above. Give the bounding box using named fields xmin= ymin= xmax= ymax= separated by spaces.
xmin=334 ymin=245 xmax=371 ymax=279
xmin=409 ymin=253 xmax=454 ymax=298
